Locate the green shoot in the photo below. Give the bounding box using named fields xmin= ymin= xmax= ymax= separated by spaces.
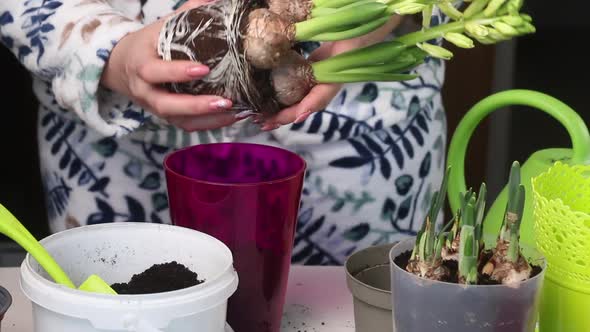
xmin=295 ymin=2 xmax=389 ymax=41
xmin=500 ymin=161 xmax=523 ymax=242
xmin=311 ymin=0 xmax=534 ymax=79
xmin=474 ymin=183 xmax=487 ymax=242
xmin=507 ymin=184 xmax=525 ymax=262
xmin=459 ymin=224 xmax=478 ymax=284
xmin=409 ymin=167 xmax=450 ymax=266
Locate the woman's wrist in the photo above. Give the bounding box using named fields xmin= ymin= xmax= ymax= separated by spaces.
xmin=99 ymin=32 xmax=132 ymax=95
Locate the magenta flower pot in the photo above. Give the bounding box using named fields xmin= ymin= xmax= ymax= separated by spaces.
xmin=164 ymin=143 xmax=306 ymax=332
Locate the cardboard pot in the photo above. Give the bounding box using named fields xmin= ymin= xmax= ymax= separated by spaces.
xmin=345 ymin=243 xmax=395 ymax=332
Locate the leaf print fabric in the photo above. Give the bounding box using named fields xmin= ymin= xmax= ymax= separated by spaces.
xmin=2 ymin=0 xmax=454 ymax=265
xmin=0 ymin=0 xmax=144 ymax=136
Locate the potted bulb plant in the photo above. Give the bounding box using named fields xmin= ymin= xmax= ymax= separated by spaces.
xmin=390 ymin=162 xmax=545 ymax=332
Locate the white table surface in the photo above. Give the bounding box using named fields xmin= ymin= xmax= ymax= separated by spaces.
xmin=0 ymin=266 xmax=355 ymax=332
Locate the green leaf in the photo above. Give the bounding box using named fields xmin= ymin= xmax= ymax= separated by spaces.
xmin=315 ymin=176 xmax=323 ymax=189
xmin=331 ymin=200 xmax=346 ymax=212
xmin=407 ymin=96 xmax=421 ymax=117
xmin=140 ymin=172 xmax=161 ymax=190
xmin=92 ymin=138 xmax=118 ymax=158
xmin=344 ymin=191 xmax=355 ymax=200
xmin=123 ymin=159 xmax=142 ymax=179
xmin=151 ymin=192 xmax=168 ymax=212
xmin=397 ymin=196 xmax=412 ymax=219
xmin=395 ymin=175 xmax=414 ymax=195
xmin=355 ymin=83 xmax=379 ymax=103
xmin=77 ymin=65 xmax=103 ymax=81
xmin=327 ymin=185 xmax=338 ymax=197
xmin=381 ymin=198 xmax=397 ymax=220
xmin=390 ymin=90 xmax=406 ymax=109
xmin=342 ymin=223 xmax=370 ymax=241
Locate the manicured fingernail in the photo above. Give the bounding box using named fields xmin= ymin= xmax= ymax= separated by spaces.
xmin=294 ymin=111 xmax=312 ymax=124
xmin=187 ymin=65 xmax=209 ymax=76
xmin=210 ymin=99 xmax=231 ymax=110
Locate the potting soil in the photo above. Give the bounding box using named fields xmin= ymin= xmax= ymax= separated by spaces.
xmin=111 ymin=261 xmax=204 ymax=294
xmin=394 ymin=250 xmax=542 ymax=285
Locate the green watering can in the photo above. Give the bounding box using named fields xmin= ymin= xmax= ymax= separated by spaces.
xmin=446 ymin=89 xmax=590 ymax=248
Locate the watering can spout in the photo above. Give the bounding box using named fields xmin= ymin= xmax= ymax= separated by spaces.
xmin=446 ymin=90 xmax=590 ymax=248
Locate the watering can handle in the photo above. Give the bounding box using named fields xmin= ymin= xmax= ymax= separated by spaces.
xmin=446 ymin=89 xmax=590 ymax=213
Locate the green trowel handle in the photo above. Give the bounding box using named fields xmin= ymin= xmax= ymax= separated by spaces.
xmin=0 ymin=204 xmax=75 ymax=288
xmin=447 ymin=89 xmax=590 ymax=213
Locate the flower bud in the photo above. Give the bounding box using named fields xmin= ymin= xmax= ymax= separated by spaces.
xmin=517 ymin=22 xmax=536 ymax=34
xmin=395 ymin=3 xmax=427 ymax=15
xmin=484 ymin=0 xmax=507 ymax=17
xmin=492 ymin=21 xmax=519 ymax=36
xmin=444 ymin=32 xmax=475 ymax=49
xmin=464 ymin=0 xmax=490 ymax=19
xmin=521 ymin=14 xmax=532 ymax=22
xmin=465 ymin=22 xmax=489 ymax=37
xmin=501 ymin=15 xmax=524 ymax=26
xmin=438 ymin=1 xmax=463 ymax=20
xmin=477 ymin=37 xmax=495 ymax=45
xmin=507 ymin=0 xmax=524 ymax=14
xmin=487 ymin=28 xmax=506 ymax=41
xmin=417 ymin=42 xmax=453 ymax=60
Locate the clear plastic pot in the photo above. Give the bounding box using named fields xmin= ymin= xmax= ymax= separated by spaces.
xmin=389 ymin=238 xmax=545 ymax=332
xmin=0 ymin=285 xmax=11 ymax=332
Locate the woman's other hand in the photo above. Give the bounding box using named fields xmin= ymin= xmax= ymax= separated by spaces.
xmin=261 ymin=15 xmax=404 ymax=131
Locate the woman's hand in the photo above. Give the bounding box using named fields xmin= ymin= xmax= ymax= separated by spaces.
xmin=261 ymin=15 xmax=404 ymax=131
xmin=100 ymin=0 xmax=241 ymax=132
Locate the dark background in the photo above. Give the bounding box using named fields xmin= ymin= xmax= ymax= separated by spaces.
xmin=0 ymin=2 xmax=588 ymax=262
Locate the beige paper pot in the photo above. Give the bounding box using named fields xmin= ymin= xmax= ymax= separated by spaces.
xmin=345 ymin=243 xmax=395 ymax=332
xmin=0 ymin=285 xmax=11 ymax=332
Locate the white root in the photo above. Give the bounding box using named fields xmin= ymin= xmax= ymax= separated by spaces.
xmin=157 ymin=0 xmax=263 ymax=112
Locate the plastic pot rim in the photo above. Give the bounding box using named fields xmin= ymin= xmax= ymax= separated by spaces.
xmin=345 ymin=243 xmax=393 ymax=295
xmin=389 ymin=238 xmax=547 ymax=289
xmin=164 ymin=142 xmax=307 ymax=187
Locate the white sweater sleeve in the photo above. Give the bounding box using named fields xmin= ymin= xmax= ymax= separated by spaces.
xmin=0 ymin=0 xmax=145 ymax=137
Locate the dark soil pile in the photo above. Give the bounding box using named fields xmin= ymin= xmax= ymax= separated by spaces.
xmin=111 ymin=261 xmax=204 ymax=294
xmin=394 ymin=250 xmax=542 ymax=285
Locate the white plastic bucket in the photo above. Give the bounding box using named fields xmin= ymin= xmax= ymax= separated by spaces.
xmin=19 ymin=223 xmax=238 ymax=332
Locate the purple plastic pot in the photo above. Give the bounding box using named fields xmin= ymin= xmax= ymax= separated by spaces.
xmin=164 ymin=143 xmax=306 ymax=332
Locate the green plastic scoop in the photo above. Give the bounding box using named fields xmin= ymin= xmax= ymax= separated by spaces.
xmin=0 ymin=204 xmax=116 ymax=295
xmin=447 ymin=89 xmax=590 ymax=248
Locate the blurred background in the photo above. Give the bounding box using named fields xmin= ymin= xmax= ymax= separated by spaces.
xmin=0 ymin=2 xmax=588 ymax=265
